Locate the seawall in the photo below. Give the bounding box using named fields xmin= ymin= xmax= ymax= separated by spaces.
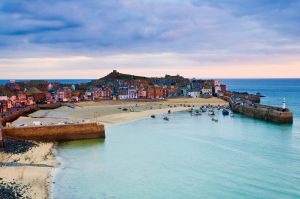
xmin=0 ymin=105 xmax=39 ymax=126
xmin=231 ymin=103 xmax=293 ymax=124
xmin=2 ymin=123 xmax=105 ymax=142
xmin=224 ymin=96 xmax=293 ymax=124
xmin=38 ymin=103 xmax=62 ymax=110
xmin=0 ymin=103 xmax=62 ymax=126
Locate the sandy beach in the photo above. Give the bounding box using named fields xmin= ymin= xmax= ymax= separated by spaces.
xmin=0 ymin=97 xmax=227 ymax=199
xmin=0 ymin=142 xmax=57 ymax=199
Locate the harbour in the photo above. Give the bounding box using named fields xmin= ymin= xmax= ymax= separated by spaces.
xmin=1 ymin=0 xmax=300 ymax=197
xmin=0 ymin=79 xmax=299 ymax=199
xmin=52 ymin=109 xmax=300 ymax=199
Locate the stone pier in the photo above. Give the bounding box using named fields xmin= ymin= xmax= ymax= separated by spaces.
xmin=2 ymin=123 xmax=105 ymax=142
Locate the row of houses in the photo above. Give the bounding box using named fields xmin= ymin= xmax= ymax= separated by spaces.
xmin=188 ymin=80 xmax=226 ymax=98
xmin=0 ymin=73 xmax=227 ymax=113
xmin=83 ymin=85 xmax=177 ymax=101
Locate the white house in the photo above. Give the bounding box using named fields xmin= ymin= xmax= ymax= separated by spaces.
xmin=202 ymin=87 xmax=213 ymax=96
xmin=214 ymin=80 xmax=221 ymax=95
xmin=128 ymin=87 xmax=138 ymax=99
xmin=189 ymin=91 xmax=201 ymax=98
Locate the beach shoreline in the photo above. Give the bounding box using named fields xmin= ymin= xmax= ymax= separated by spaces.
xmin=0 ymin=97 xmax=227 ymax=199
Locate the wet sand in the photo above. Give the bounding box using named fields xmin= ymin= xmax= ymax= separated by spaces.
xmin=0 ymin=97 xmax=227 ymax=199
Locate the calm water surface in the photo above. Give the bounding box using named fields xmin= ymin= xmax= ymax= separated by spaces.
xmin=53 ymin=79 xmax=300 ymax=199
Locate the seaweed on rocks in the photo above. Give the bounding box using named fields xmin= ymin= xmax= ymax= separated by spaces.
xmin=0 ymin=178 xmax=31 ymax=199
xmin=3 ymin=139 xmax=37 ymax=154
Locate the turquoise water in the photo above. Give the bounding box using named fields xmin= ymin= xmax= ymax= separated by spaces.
xmin=52 ymin=79 xmax=300 ymax=199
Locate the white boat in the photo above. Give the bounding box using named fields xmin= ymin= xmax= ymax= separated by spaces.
xmin=33 ymin=121 xmax=42 ymax=126
xmin=212 ymin=117 xmax=218 ymax=122
xmin=193 ymin=110 xmax=201 ymax=116
xmin=208 ymin=110 xmax=215 ymax=116
xmin=188 ymin=108 xmax=193 ymax=113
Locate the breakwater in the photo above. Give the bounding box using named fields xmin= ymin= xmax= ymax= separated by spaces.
xmin=0 ymin=105 xmax=39 ymax=126
xmin=2 ymin=123 xmax=105 ymax=142
xmin=225 ymin=97 xmax=293 ymax=124
xmin=0 ymin=103 xmax=62 ymax=126
xmin=38 ymin=102 xmax=62 ymax=110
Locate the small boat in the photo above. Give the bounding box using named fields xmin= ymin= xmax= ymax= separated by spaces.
xmin=163 ymin=117 xmax=169 ymax=121
xmin=208 ymin=110 xmax=215 ymax=115
xmin=222 ymin=109 xmax=229 ymax=116
xmin=212 ymin=117 xmax=218 ymax=122
xmin=188 ymin=108 xmax=193 ymax=113
xmin=201 ymin=108 xmax=207 ymax=112
xmin=150 ymin=115 xmax=156 ymax=118
xmin=193 ymin=110 xmax=201 ymax=115
xmin=168 ymin=110 xmax=171 ymax=114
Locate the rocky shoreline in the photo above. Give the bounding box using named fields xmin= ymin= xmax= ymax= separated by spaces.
xmin=0 ymin=178 xmax=31 ymax=199
xmin=0 ymin=139 xmax=42 ymax=199
xmin=0 ymin=139 xmax=57 ymax=199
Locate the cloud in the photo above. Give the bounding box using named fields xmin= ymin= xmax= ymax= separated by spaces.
xmin=0 ymin=0 xmax=300 ymax=78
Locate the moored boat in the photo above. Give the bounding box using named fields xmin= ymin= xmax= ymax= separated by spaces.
xmin=212 ymin=117 xmax=218 ymax=122
xmin=188 ymin=108 xmax=193 ymax=113
xmin=222 ymin=109 xmax=229 ymax=116
xmin=193 ymin=110 xmax=201 ymax=115
xmin=208 ymin=109 xmax=215 ymax=116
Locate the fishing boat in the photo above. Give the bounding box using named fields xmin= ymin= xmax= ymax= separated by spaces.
xmin=222 ymin=109 xmax=229 ymax=116
xmin=212 ymin=117 xmax=218 ymax=122
xmin=163 ymin=117 xmax=169 ymax=121
xmin=193 ymin=110 xmax=201 ymax=116
xmin=208 ymin=109 xmax=215 ymax=116
xmin=188 ymin=108 xmax=193 ymax=113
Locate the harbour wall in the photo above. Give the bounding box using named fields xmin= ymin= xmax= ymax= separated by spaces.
xmin=224 ymin=97 xmax=293 ymax=124
xmin=0 ymin=103 xmax=62 ymax=126
xmin=0 ymin=105 xmax=39 ymax=126
xmin=231 ymin=103 xmax=293 ymax=124
xmin=38 ymin=102 xmax=62 ymax=110
xmin=2 ymin=123 xmax=105 ymax=142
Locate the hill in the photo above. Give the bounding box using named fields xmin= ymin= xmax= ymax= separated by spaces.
xmin=100 ymin=70 xmax=148 ymax=81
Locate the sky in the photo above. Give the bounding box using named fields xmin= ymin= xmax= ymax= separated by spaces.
xmin=0 ymin=0 xmax=300 ymax=79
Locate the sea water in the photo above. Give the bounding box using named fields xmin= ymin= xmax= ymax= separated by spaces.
xmin=52 ymin=79 xmax=300 ymax=199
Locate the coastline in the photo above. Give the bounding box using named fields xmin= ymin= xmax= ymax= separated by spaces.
xmin=0 ymin=97 xmax=227 ymax=199
xmin=0 ymin=142 xmax=58 ymax=198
